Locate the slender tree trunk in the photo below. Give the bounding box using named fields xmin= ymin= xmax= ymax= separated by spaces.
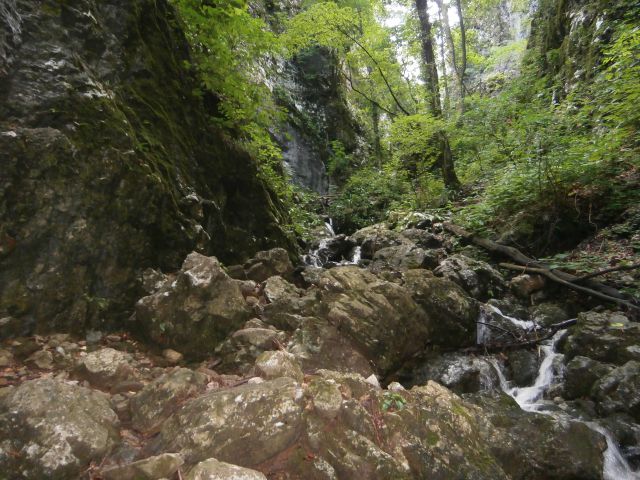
xmin=371 ymin=102 xmax=382 ymax=168
xmin=435 ymin=0 xmax=467 ymax=117
xmin=414 ymin=0 xmax=460 ymax=190
xmin=415 ymin=0 xmax=441 ymax=116
xmin=455 ymin=0 xmax=467 ymax=116
xmin=437 ymin=7 xmax=451 ymax=116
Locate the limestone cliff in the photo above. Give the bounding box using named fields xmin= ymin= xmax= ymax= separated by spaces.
xmin=0 ymin=0 xmax=296 ymax=335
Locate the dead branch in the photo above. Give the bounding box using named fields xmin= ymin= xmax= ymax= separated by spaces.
xmin=442 ymin=222 xmax=633 ymax=301
xmin=500 ymin=262 xmax=639 ymax=311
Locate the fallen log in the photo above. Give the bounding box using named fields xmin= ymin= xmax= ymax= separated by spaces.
xmin=500 ymin=262 xmax=639 ymax=311
xmin=442 ymin=222 xmax=633 ymax=302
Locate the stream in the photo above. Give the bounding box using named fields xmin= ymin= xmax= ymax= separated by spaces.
xmin=489 ymin=312 xmax=640 ymax=480
xmin=303 ymin=221 xmax=640 ymax=479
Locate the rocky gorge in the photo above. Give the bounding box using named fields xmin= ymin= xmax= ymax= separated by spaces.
xmin=1 ymin=214 xmax=639 ymax=479
xmin=1 ymin=0 xmax=639 ymax=478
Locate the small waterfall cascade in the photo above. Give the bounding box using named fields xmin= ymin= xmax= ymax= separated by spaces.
xmin=302 ymin=219 xmax=362 ymax=267
xmin=486 ymin=321 xmax=640 ymax=480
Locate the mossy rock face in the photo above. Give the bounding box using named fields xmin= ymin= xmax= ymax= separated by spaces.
xmin=466 ymin=392 xmax=606 ymax=480
xmin=0 ymin=0 xmax=295 ymax=335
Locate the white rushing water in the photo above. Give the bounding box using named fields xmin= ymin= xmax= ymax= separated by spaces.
xmin=487 ymin=321 xmax=640 ymax=479
xmin=302 ymin=220 xmax=362 ymax=267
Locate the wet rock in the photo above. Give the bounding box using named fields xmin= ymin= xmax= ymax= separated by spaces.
xmin=157 ymin=377 xmax=304 ymax=466
xmin=435 ymin=254 xmax=506 ymax=301
xmin=507 ymin=350 xmax=541 ymax=387
xmin=592 ymin=360 xmax=640 ymax=421
xmin=135 ymin=252 xmax=250 ymax=358
xmin=0 ymin=378 xmax=119 ymax=479
xmin=130 ymin=368 xmax=208 ymax=433
xmin=102 ymin=453 xmax=184 ymax=480
xmin=76 ymin=347 xmax=137 ymax=389
xmin=186 ymin=458 xmax=267 ymax=479
xmin=409 ymin=353 xmax=500 ymax=393
xmin=307 ymin=234 xmax=355 ymax=264
xmin=530 ymin=303 xmax=569 ymax=327
xmin=510 ymin=274 xmax=546 ymax=298
xmin=467 ymin=392 xmax=606 ymax=480
xmin=563 ymin=356 xmax=614 ymax=400
xmin=289 ymin=317 xmax=374 ymax=378
xmin=402 ymin=269 xmax=479 ymax=348
xmin=255 ymin=351 xmax=304 ymax=382
xmin=562 ymin=310 xmax=640 ymax=365
xmin=317 ymin=266 xmax=431 ymax=374
xmin=244 ymin=248 xmax=294 ymax=283
xmin=215 ymin=327 xmax=288 ymax=374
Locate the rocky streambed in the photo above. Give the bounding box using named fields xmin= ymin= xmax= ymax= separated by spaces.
xmin=1 ymin=215 xmax=639 ymax=479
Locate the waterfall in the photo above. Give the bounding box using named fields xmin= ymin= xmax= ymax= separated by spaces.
xmin=488 ymin=329 xmax=640 ymax=479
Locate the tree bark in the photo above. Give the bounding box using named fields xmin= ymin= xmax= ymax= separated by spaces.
xmin=414 ymin=0 xmax=460 ymax=191
xmin=415 ymin=0 xmax=441 ymax=116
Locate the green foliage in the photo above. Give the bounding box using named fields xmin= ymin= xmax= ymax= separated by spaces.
xmin=452 ymin=19 xmax=639 ymax=248
xmin=328 ymin=161 xmax=413 ymax=232
xmin=381 ymin=391 xmax=407 ymax=412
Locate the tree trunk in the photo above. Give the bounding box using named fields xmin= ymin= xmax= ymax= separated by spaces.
xmin=414 ymin=0 xmax=460 ymax=191
xmin=455 ymin=0 xmax=467 ymax=117
xmin=415 ymin=0 xmax=441 ymax=116
xmin=437 ymin=6 xmax=451 ymax=115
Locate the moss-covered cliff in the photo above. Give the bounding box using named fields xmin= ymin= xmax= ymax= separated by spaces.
xmin=0 ymin=0 xmax=296 ymax=335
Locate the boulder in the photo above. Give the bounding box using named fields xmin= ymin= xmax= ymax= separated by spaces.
xmin=102 ymin=453 xmax=184 ymax=480
xmin=371 ymin=244 xmax=436 ymax=271
xmin=530 ymin=303 xmax=569 ymax=327
xmin=563 ymin=356 xmax=614 ymax=400
xmin=0 ymin=379 xmax=119 ymax=479
xmin=262 ymin=276 xmax=301 ymax=304
xmin=510 ymin=274 xmax=546 ymax=298
xmin=408 ymin=353 xmax=500 ymax=393
xmin=467 ymin=392 xmax=606 ymax=480
xmin=186 ymin=458 xmax=267 ymax=480
xmin=400 ymin=228 xmax=443 ymax=248
xmin=214 ymin=327 xmax=288 ymax=374
xmin=288 ymin=317 xmax=374 ymax=377
xmin=507 ymin=350 xmax=541 ymax=388
xmin=130 ymin=368 xmax=208 ymax=433
xmin=402 ymin=269 xmax=479 ymax=348
xmin=135 ymin=252 xmax=250 ymax=358
xmin=435 ymin=254 xmax=506 ymax=301
xmin=244 ymin=248 xmax=294 ymax=283
xmin=316 ymin=267 xmax=431 ymax=374
xmin=562 ymin=310 xmax=640 ymax=365
xmin=255 ymin=351 xmax=304 ymax=382
xmin=75 ymin=347 xmax=137 ymax=390
xmin=157 ymin=377 xmax=304 ymax=466
xmin=348 ymin=225 xmax=408 ymax=259
xmin=592 ymin=360 xmax=640 ymax=421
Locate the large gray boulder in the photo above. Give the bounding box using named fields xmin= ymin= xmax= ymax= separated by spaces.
xmin=130 ymin=368 xmax=208 ymax=433
xmin=135 ymin=252 xmax=250 ymax=358
xmin=186 ymin=458 xmax=267 ymax=480
xmin=157 ymin=377 xmax=304 ymax=466
xmin=244 ymin=248 xmax=294 ymax=283
xmin=562 ymin=310 xmax=640 ymax=366
xmin=592 ymin=360 xmax=640 ymax=421
xmin=467 ymin=392 xmax=606 ymax=480
xmin=402 ymin=269 xmax=479 ymax=348
xmin=435 ymin=254 xmax=506 ymax=301
xmin=316 ymin=266 xmax=431 ymax=374
xmin=0 ymin=378 xmax=119 ymax=479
